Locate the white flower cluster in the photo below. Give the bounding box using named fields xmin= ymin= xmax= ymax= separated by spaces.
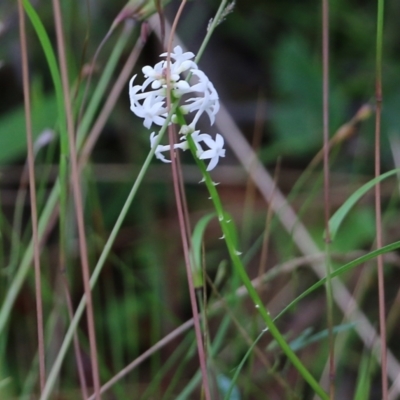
xmin=129 ymin=46 xmax=225 ymax=171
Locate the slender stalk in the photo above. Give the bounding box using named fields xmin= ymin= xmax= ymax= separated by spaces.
xmin=195 ymin=0 xmax=228 ymax=63
xmin=258 ymin=161 xmax=279 ymax=279
xmin=62 ymin=276 xmax=89 ymax=399
xmin=165 ymin=2 xmax=211 ymax=398
xmin=51 ymin=1 xmax=101 ymax=398
xmin=375 ymin=0 xmax=387 ymax=398
xmin=184 ymin=133 xmax=328 ymax=400
xmin=17 ymin=0 xmax=46 ymax=391
xmin=322 ymin=0 xmax=335 ymax=397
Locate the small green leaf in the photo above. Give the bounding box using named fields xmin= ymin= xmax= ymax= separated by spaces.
xmin=0 ymin=95 xmax=58 ymax=164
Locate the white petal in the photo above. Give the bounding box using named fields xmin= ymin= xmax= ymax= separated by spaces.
xmin=206 ymin=156 xmax=219 ymax=171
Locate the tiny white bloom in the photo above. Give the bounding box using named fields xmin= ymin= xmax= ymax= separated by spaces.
xmin=142 ymin=61 xmax=165 ymax=90
xmin=133 ymin=94 xmax=167 ymax=129
xmin=198 ymin=133 xmax=226 ymax=171
xmin=150 ymin=132 xmax=171 ymax=163
xmin=160 ymin=46 xmax=197 ymax=69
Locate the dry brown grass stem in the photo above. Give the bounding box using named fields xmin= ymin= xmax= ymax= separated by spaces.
xmin=61 ymin=276 xmax=89 ymax=399
xmin=242 ymin=92 xmax=265 ymax=252
xmin=321 ymin=0 xmax=335 ymax=397
xmin=258 ymin=161 xmax=280 ymax=280
xmin=375 ymin=62 xmax=388 ymax=400
xmin=164 ymin=2 xmax=212 ymax=398
xmin=79 ymin=31 xmax=144 ymax=167
xmin=51 ymin=0 xmax=101 ymax=398
xmin=17 ymin=0 xmax=46 ymax=391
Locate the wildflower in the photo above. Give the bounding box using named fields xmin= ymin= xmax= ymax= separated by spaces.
xmin=149 ymin=132 xmax=171 ymax=163
xmin=129 ymin=45 xmax=226 ymax=170
xmin=197 ymin=133 xmax=226 ymax=171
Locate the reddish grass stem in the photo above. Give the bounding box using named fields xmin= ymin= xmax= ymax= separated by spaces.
xmin=51 ymin=0 xmax=101 ymax=398
xmin=375 ymin=79 xmax=388 ymax=400
xmin=164 ymin=2 xmax=211 ymax=398
xmin=62 ymin=275 xmax=89 ymax=399
xmin=375 ymin=0 xmax=388 ymax=398
xmin=17 ymin=0 xmax=46 ymax=391
xmin=322 ymin=0 xmax=335 ymax=397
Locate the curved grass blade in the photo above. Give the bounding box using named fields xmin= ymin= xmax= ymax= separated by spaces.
xmin=275 ymin=240 xmax=400 ymax=321
xmin=328 ymin=168 xmax=400 ymax=240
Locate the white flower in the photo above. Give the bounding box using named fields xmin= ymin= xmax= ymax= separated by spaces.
xmin=129 ymin=47 xmax=219 ymax=131
xmin=150 ymin=132 xmax=190 ymax=163
xmin=133 ymin=93 xmax=168 ymax=129
xmin=160 ymin=46 xmax=197 ymax=72
xmin=198 ymin=133 xmax=226 ymax=171
xmin=142 ymin=61 xmax=166 ymax=90
xmin=181 ymin=70 xmax=219 ymax=128
xmin=129 ymin=46 xmax=226 ymax=171
xmin=150 ymin=132 xmax=171 ymax=163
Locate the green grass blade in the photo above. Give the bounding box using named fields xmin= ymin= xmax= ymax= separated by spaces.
xmin=328 ymin=168 xmax=400 ymax=240
xmin=275 ymin=240 xmax=400 ymax=321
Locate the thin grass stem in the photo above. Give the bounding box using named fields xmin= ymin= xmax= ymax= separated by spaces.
xmin=51 ymin=0 xmax=101 ymax=397
xmin=375 ymin=0 xmax=387 ymax=398
xmin=17 ymin=0 xmax=46 ymax=391
xmin=321 ymin=0 xmax=335 ymax=397
xmin=164 ymin=2 xmax=211 ymax=398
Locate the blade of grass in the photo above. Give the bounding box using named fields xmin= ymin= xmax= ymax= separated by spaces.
xmin=328 ymin=168 xmax=400 ymax=240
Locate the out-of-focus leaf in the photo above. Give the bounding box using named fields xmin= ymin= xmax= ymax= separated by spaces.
xmin=330 ymin=207 xmax=375 ymax=252
xmin=0 ymin=95 xmax=58 ymax=164
xmin=269 ymin=36 xmax=348 ymax=157
xmin=289 ymin=323 xmax=355 ymax=352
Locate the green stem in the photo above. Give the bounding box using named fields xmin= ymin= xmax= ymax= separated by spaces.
xmin=184 ymin=133 xmax=328 ymax=399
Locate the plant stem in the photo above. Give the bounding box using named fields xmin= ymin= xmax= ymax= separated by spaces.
xmin=17 ymin=0 xmax=46 ymax=391
xmin=52 ymin=0 xmax=101 ymax=397
xmin=375 ymin=0 xmax=387 ymax=398
xmin=322 ymin=0 xmax=335 ymax=397
xmin=185 ymin=133 xmax=329 ymax=400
